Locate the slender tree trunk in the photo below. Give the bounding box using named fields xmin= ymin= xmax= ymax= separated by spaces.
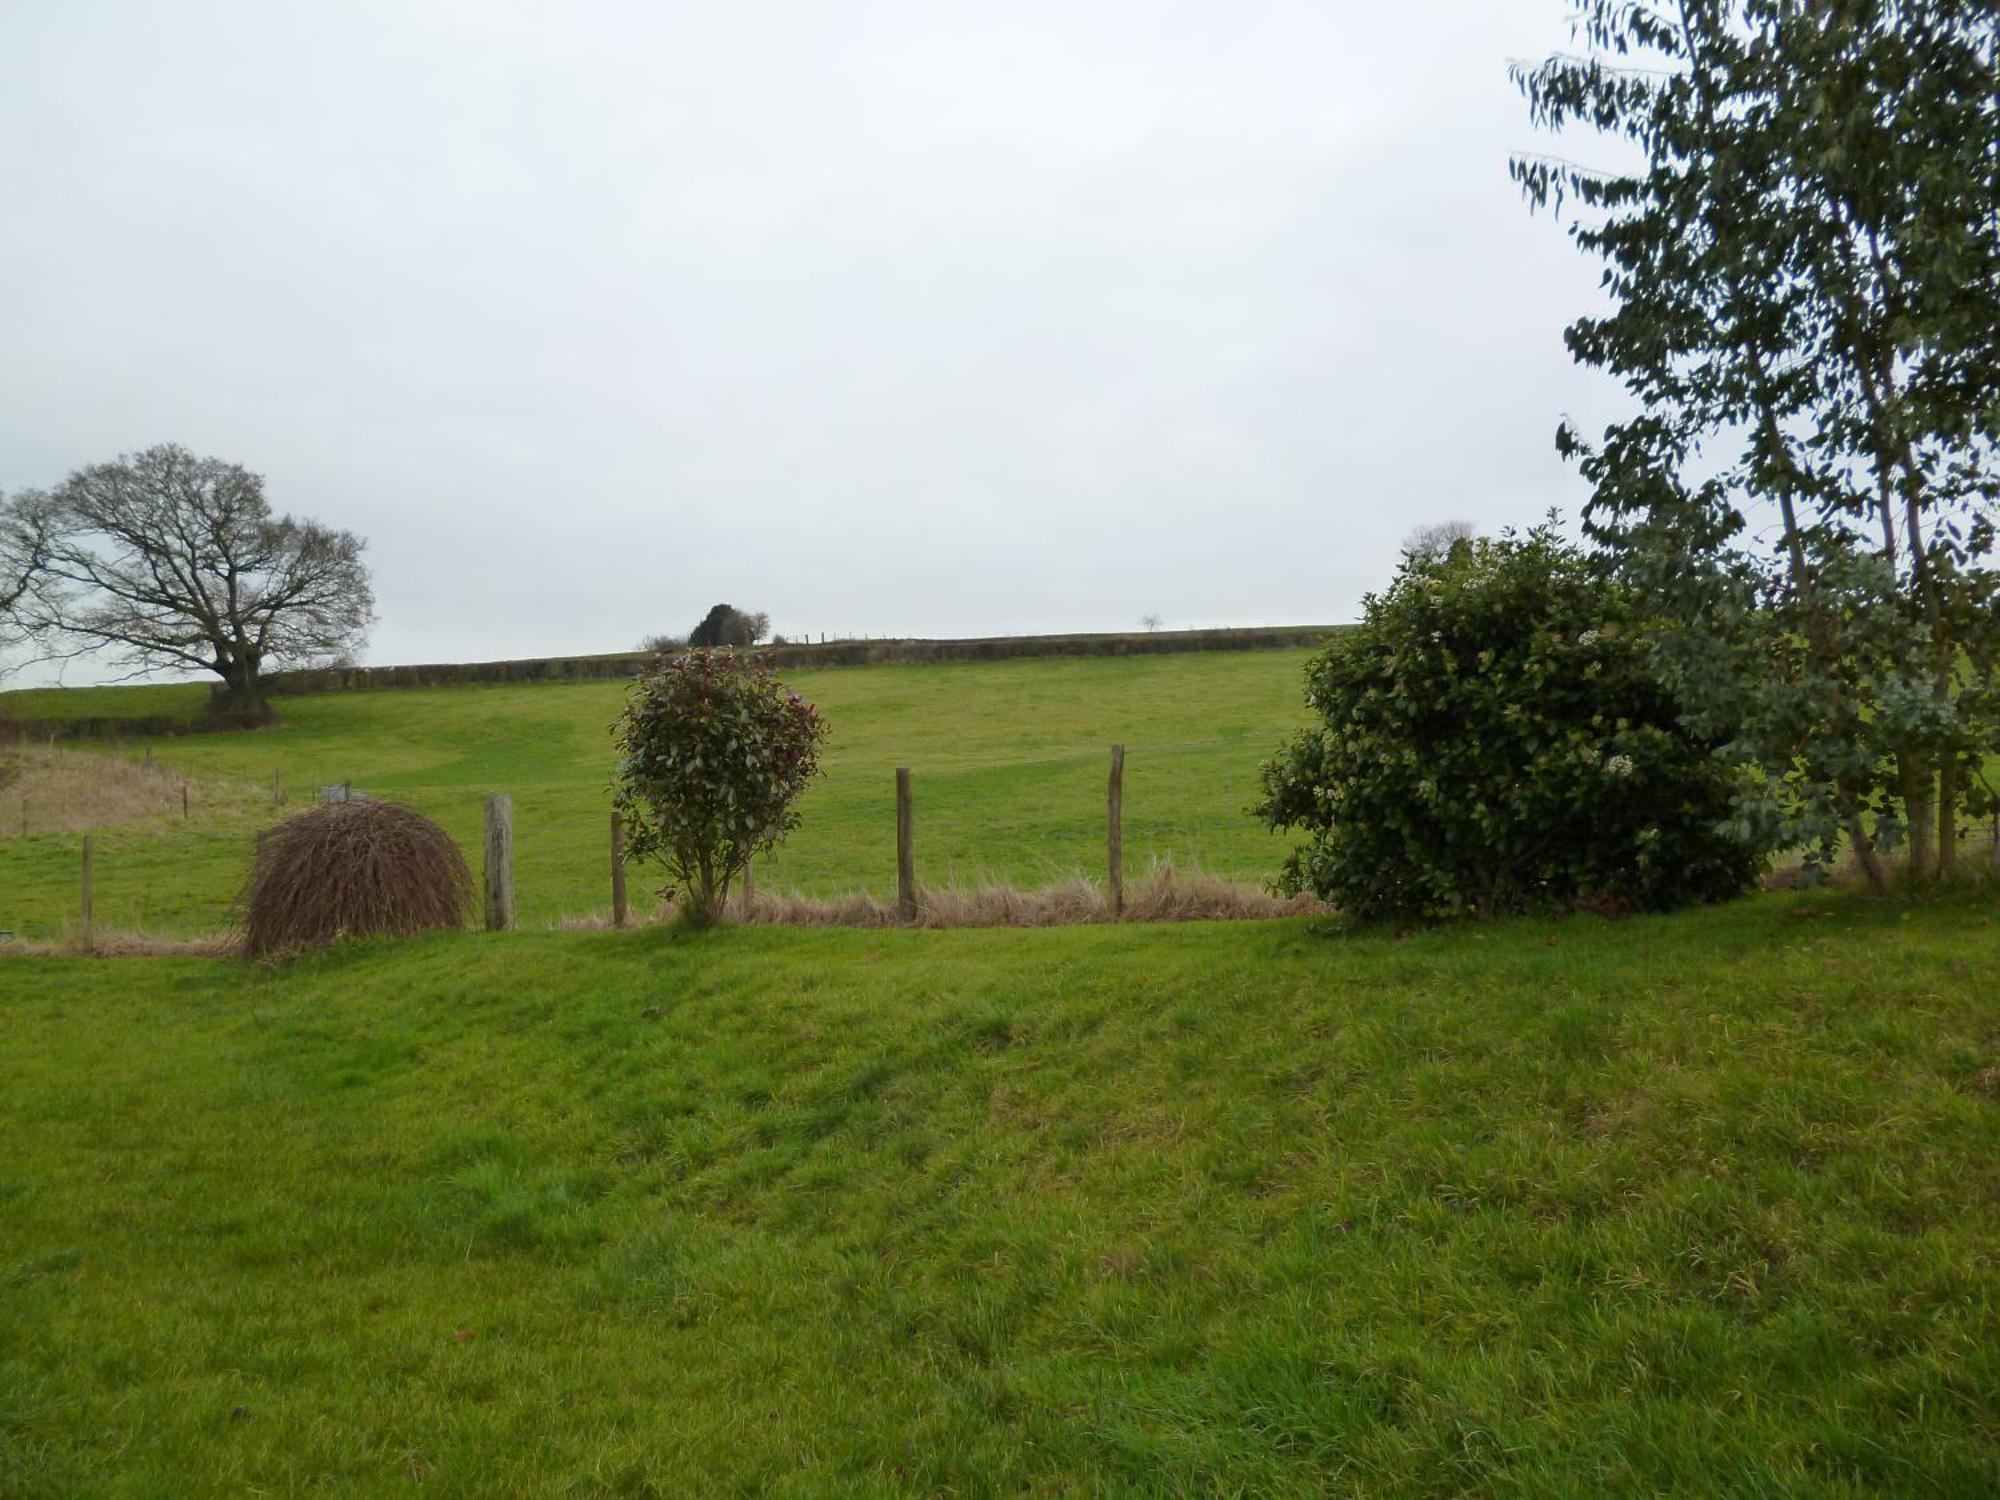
xmin=1870 ymin=351 xmax=1961 ymax=884
xmin=1938 ymin=758 xmax=1959 ymax=879
xmin=1845 ymin=814 xmax=1892 ymax=893
xmin=689 ymin=848 xmax=721 ymax=927
xmin=1758 ymin=400 xmax=1893 ymax=896
xmin=1898 ymin=752 xmax=1936 ymax=883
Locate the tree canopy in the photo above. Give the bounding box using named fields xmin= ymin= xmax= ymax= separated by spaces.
xmin=1515 ymin=0 xmax=2000 ymax=885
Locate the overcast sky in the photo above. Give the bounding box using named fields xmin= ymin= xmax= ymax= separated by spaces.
xmin=2 ymin=0 xmax=1618 ymax=675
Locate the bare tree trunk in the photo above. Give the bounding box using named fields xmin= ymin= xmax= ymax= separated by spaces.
xmin=1898 ymin=752 xmax=1936 ymax=883
xmin=1846 ymin=815 xmax=1892 ymax=893
xmin=1938 ymin=758 xmax=1959 ymax=879
xmin=216 ymin=657 xmax=266 ymax=716
xmin=690 ymin=848 xmax=720 ymax=927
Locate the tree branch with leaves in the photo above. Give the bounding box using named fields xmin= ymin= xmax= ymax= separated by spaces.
xmin=1515 ymin=0 xmax=2000 ymax=887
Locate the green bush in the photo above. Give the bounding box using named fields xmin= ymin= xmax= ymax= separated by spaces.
xmin=612 ymin=649 xmax=827 ymax=926
xmin=1258 ymin=526 xmax=1763 ymax=921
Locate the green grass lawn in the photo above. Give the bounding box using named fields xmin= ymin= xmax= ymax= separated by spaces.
xmin=1 ymin=652 xmax=1315 ymax=938
xmin=2 ymin=892 xmax=1996 ymax=1495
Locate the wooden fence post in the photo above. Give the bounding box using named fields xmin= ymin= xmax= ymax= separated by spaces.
xmin=271 ymin=767 xmax=284 ymax=806
xmin=1108 ymin=743 xmax=1125 ymax=918
xmin=610 ymin=811 xmax=628 ymax=928
xmin=896 ymin=768 xmax=916 ymax=921
xmin=484 ymin=794 xmax=514 ymax=932
xmin=80 ymin=836 xmax=94 ymax=949
xmin=182 ymin=783 xmax=189 ymax=820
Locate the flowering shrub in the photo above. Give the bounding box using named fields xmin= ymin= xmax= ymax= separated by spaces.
xmin=612 ymin=650 xmax=828 ymax=926
xmin=1257 ymin=525 xmax=1763 ymax=921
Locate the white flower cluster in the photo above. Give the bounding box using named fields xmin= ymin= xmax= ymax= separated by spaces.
xmin=1604 ymin=753 xmax=1636 ymax=778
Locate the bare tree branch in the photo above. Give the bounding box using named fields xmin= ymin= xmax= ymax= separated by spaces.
xmin=18 ymin=444 xmax=374 ymax=710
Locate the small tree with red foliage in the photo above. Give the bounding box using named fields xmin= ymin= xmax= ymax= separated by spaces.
xmin=612 ymin=650 xmax=827 ymax=926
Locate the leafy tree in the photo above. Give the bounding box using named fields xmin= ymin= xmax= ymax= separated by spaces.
xmin=1514 ymin=1 xmax=2000 ymax=886
xmin=612 ymin=650 xmax=828 ymax=926
xmin=688 ymin=603 xmax=769 ymax=649
xmin=11 ymin=445 xmax=373 ymax=713
xmin=1257 ymin=526 xmax=1762 ymax=921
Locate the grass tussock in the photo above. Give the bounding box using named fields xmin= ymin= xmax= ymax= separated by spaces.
xmin=0 ymin=744 xmax=265 ymax=838
xmin=240 ymin=800 xmax=473 ymax=958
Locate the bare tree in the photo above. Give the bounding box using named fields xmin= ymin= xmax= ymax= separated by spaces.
xmin=25 ymin=445 xmax=374 ymax=712
xmin=1140 ymin=613 xmax=1163 ymax=632
xmin=1401 ymin=520 xmax=1477 ymax=563
xmin=0 ymin=489 xmax=60 ymax=678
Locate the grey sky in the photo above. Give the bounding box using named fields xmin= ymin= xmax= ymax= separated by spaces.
xmin=2 ymin=0 xmax=1614 ymax=674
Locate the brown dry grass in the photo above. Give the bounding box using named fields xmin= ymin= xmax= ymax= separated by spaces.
xmin=0 ymin=930 xmax=239 ymax=958
xmin=0 ymin=745 xmax=266 ymax=838
xmin=556 ymin=859 xmax=1325 ymax=931
xmin=1763 ymin=825 xmax=2000 ymax=890
xmin=240 ymin=800 xmax=473 ymax=959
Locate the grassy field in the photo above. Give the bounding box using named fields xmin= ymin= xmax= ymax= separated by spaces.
xmin=0 ymin=651 xmax=1314 ymax=939
xmin=0 ymin=681 xmax=214 ymax=726
xmin=2 ymin=892 xmax=1996 ymax=1495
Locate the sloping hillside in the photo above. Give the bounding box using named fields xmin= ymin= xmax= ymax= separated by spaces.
xmin=3 ymin=897 xmax=1996 ymax=1494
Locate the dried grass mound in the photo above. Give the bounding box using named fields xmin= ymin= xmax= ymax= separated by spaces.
xmin=241 ymin=800 xmax=471 ymax=958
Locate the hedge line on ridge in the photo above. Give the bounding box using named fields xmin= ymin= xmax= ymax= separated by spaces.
xmin=262 ymin=625 xmax=1343 ymax=696
xmin=2 ymin=625 xmax=1343 ymax=738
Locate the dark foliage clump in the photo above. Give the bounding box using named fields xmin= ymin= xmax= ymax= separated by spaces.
xmin=688 ymin=603 xmax=768 ymax=649
xmin=241 ymin=800 xmax=471 ymax=958
xmin=1258 ymin=525 xmax=1765 ymax=922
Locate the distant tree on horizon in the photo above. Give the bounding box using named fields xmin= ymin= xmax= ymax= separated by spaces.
xmin=689 ymin=603 xmax=769 ymax=649
xmin=1401 ymin=520 xmax=1476 ymax=563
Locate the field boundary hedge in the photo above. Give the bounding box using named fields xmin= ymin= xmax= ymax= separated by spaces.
xmin=2 ymin=625 xmax=1342 ymax=737
xmin=262 ymin=625 xmax=1343 ymax=696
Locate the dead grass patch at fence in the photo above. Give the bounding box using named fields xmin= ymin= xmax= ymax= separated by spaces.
xmin=1763 ymin=827 xmax=2000 ymax=890
xmin=0 ymin=745 xmax=266 ymax=838
xmin=0 ymin=929 xmax=240 ymax=958
xmin=559 ymin=860 xmax=1325 ymax=931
